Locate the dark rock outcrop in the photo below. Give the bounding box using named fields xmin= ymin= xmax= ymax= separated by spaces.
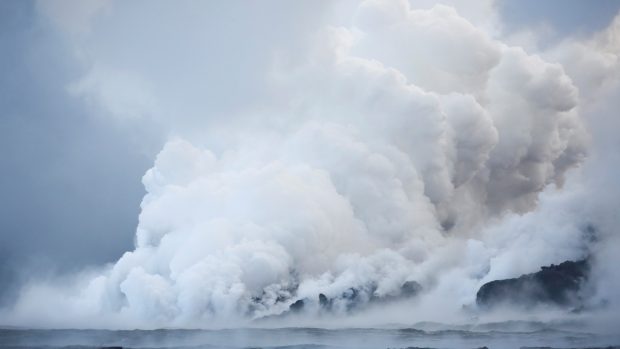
xmin=476 ymin=259 xmax=590 ymax=309
xmin=319 ymin=280 xmax=421 ymax=312
xmin=286 ymin=280 xmax=422 ymax=314
xmin=289 ymin=299 xmax=306 ymax=312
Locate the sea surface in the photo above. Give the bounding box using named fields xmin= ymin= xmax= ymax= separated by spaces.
xmin=1 ymin=323 xmax=619 ymax=349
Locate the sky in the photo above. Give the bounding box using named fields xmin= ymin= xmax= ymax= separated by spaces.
xmin=0 ymin=0 xmax=619 ymax=329
xmin=0 ymin=0 xmax=151 ymax=304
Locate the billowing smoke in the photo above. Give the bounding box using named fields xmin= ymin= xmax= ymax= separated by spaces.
xmin=2 ymin=0 xmax=619 ymax=330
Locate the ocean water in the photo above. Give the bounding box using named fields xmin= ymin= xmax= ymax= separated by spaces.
xmin=1 ymin=324 xmax=619 ymax=349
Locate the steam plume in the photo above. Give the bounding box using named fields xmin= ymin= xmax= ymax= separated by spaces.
xmin=3 ymin=0 xmax=619 ymax=330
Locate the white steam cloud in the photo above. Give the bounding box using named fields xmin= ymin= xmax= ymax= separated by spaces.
xmin=3 ymin=0 xmax=619 ymax=330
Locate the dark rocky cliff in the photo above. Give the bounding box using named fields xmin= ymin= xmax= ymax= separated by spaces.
xmin=476 ymin=259 xmax=590 ymax=309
